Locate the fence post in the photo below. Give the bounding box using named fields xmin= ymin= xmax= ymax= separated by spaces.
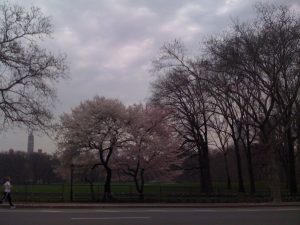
xmin=70 ymin=164 xmax=74 ymax=202
xmin=159 ymin=184 xmax=162 ymax=202
xmin=25 ymin=184 xmax=28 ymax=202
xmin=62 ymin=183 xmax=65 ymax=202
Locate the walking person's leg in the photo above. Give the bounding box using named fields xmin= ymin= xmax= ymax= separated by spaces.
xmin=6 ymin=193 xmax=14 ymax=207
xmin=0 ymin=192 xmax=8 ymax=203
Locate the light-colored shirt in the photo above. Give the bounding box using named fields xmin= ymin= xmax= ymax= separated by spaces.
xmin=3 ymin=181 xmax=12 ymax=193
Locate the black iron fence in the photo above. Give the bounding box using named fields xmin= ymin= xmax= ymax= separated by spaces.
xmin=10 ymin=183 xmax=300 ymax=203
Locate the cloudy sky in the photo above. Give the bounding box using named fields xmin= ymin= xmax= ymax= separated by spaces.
xmin=0 ymin=0 xmax=299 ymax=153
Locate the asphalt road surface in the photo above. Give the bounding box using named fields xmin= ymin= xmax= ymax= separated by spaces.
xmin=0 ymin=207 xmax=299 ymax=225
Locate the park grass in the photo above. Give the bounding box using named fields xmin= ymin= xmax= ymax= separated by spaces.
xmin=11 ymin=181 xmax=273 ymax=195
xmin=11 ymin=182 xmax=299 ymax=203
xmin=10 ymin=181 xmax=277 ymax=196
xmin=14 ymin=184 xmax=65 ymax=193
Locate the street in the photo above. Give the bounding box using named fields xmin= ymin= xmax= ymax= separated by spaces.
xmin=0 ymin=207 xmax=299 ymax=225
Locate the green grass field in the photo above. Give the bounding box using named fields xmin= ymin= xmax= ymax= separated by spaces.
xmin=9 ymin=182 xmax=299 ymax=203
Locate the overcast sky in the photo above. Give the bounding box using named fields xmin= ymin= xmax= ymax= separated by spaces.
xmin=0 ymin=0 xmax=299 ymax=153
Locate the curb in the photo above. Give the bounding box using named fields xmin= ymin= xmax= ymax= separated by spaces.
xmin=1 ymin=202 xmax=300 ymax=209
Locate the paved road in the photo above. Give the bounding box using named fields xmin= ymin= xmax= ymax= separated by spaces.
xmin=0 ymin=207 xmax=299 ymax=225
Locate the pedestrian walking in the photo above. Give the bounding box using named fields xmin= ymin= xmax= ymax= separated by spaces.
xmin=0 ymin=177 xmax=15 ymax=208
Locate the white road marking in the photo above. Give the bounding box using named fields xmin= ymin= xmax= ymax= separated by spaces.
xmin=72 ymin=216 xmax=150 ymax=220
xmin=93 ymin=210 xmax=120 ymax=212
xmin=272 ymin=208 xmax=300 ymax=211
xmin=235 ymin=209 xmax=269 ymax=212
xmin=145 ymin=209 xmax=169 ymax=212
xmin=192 ymin=209 xmax=218 ymax=212
xmin=40 ymin=210 xmax=62 ymax=213
xmin=0 ymin=209 xmax=37 ymax=213
xmin=235 ymin=208 xmax=300 ymax=212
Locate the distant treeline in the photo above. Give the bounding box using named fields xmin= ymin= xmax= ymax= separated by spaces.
xmin=0 ymin=151 xmax=62 ymax=184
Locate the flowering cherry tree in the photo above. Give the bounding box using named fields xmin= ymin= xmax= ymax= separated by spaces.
xmin=116 ymin=104 xmax=182 ymax=200
xmin=57 ymin=96 xmax=128 ymax=201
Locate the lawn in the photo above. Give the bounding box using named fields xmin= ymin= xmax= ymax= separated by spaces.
xmin=10 ymin=182 xmax=299 ymax=203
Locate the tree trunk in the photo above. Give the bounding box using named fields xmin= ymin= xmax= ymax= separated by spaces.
xmin=223 ymin=153 xmax=231 ymax=190
xmin=269 ymin=147 xmax=282 ymax=202
xmin=103 ymin=167 xmax=112 ymax=201
xmin=233 ymin=140 xmax=245 ymax=193
xmin=134 ymin=169 xmax=145 ymax=201
xmin=245 ymin=145 xmax=255 ymax=194
xmin=286 ymin=127 xmax=298 ymax=194
xmin=139 ymin=169 xmax=145 ymax=201
xmin=203 ymin=142 xmax=213 ymax=193
xmin=89 ymin=182 xmax=95 ymax=201
xmin=262 ymin=127 xmax=282 ymax=203
xmin=198 ymin=142 xmax=212 ymax=193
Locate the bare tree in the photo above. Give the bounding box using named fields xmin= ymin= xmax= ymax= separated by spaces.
xmin=209 ymin=114 xmax=232 ymax=190
xmin=0 ymin=3 xmax=67 ymax=131
xmin=207 ymin=3 xmax=300 ymax=201
xmin=210 ymin=81 xmax=258 ymax=194
xmin=210 ymin=88 xmax=246 ymax=193
xmin=151 ymin=41 xmax=213 ymax=193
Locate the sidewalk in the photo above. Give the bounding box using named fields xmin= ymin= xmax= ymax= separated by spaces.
xmin=1 ymin=202 xmax=300 ymax=209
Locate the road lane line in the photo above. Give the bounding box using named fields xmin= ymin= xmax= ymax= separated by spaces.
xmin=235 ymin=208 xmax=300 ymax=212
xmin=40 ymin=210 xmax=62 ymax=213
xmin=192 ymin=209 xmax=218 ymax=212
xmin=72 ymin=216 xmax=150 ymax=220
xmin=272 ymin=208 xmax=300 ymax=211
xmin=236 ymin=209 xmax=268 ymax=212
xmin=145 ymin=209 xmax=169 ymax=212
xmin=93 ymin=210 xmax=120 ymax=212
